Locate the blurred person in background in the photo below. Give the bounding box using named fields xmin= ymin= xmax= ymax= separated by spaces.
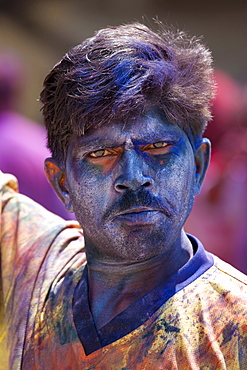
xmin=0 ymin=49 xmax=74 ymax=219
xmin=185 ymin=69 xmax=247 ymax=273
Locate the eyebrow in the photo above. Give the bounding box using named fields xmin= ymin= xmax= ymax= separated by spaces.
xmin=76 ymin=138 xmax=125 ymax=151
xmin=74 ymin=130 xmax=182 ymax=155
xmin=133 ymin=132 xmax=180 ymax=145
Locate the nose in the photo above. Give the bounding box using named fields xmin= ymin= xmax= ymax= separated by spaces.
xmin=114 ymin=149 xmax=154 ymax=192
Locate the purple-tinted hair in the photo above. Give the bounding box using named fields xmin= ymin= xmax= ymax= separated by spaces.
xmin=40 ymin=22 xmax=215 ymax=162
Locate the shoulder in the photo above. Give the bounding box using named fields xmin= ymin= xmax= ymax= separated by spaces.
xmin=0 ymin=171 xmax=18 ymax=193
xmin=187 ymin=235 xmax=247 ymax=294
xmin=194 ymin=254 xmax=247 ymax=321
xmin=176 ymin=241 xmax=247 ymax=318
xmin=212 ymin=255 xmax=247 ymax=284
xmin=209 ymin=254 xmax=247 ymax=291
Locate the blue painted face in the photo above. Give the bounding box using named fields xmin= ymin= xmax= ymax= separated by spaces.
xmin=64 ymin=108 xmax=204 ymax=263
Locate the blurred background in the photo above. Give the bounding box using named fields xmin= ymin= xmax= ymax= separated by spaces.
xmin=0 ymin=0 xmax=246 ymax=272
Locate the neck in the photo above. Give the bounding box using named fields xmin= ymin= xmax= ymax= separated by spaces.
xmin=86 ymin=231 xmax=193 ymax=329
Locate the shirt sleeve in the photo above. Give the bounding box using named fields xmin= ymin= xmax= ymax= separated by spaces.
xmin=0 ymin=171 xmax=83 ymax=368
xmin=0 ymin=171 xmax=71 ymax=301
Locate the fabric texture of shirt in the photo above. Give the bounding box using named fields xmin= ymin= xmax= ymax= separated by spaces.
xmin=0 ymin=171 xmax=247 ymax=369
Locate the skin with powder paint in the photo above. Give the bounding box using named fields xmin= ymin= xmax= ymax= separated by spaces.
xmin=45 ymin=107 xmax=210 ymax=328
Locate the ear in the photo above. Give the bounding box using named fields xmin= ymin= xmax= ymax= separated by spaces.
xmin=194 ymin=138 xmax=211 ymax=195
xmin=44 ymin=158 xmax=74 ymax=212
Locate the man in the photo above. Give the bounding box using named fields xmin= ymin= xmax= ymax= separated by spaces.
xmin=0 ymin=23 xmax=246 ymax=369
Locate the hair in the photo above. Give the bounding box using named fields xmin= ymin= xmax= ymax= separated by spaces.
xmin=40 ymin=22 xmax=216 ymax=163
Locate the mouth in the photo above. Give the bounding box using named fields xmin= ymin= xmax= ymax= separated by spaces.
xmin=114 ymin=207 xmax=163 ymax=226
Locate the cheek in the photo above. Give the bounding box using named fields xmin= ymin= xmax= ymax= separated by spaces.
xmin=175 ymin=160 xmax=196 ymax=213
xmin=71 ymin=158 xmax=103 ymax=181
xmin=158 ymin=156 xmax=195 ymax=201
xmin=69 ymin=158 xmax=108 ymax=195
xmin=68 ymin=163 xmax=114 ymax=217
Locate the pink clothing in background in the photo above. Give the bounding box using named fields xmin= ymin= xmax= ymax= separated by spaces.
xmin=0 ymin=110 xmax=74 ymax=219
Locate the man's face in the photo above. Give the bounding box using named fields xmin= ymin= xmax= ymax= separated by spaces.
xmin=63 ymin=108 xmax=206 ymax=263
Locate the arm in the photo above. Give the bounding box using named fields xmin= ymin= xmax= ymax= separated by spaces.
xmin=0 ymin=172 xmax=18 ymax=368
xmin=0 ymin=171 xmax=68 ymax=302
xmin=0 ymin=171 xmax=83 ymax=369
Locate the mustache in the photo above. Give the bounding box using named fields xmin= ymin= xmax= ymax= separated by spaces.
xmin=104 ymin=189 xmax=173 ymax=220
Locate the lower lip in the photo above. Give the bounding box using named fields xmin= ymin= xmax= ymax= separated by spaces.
xmin=116 ymin=210 xmax=161 ymax=226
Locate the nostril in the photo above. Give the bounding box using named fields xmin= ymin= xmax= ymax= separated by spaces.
xmin=116 ymin=184 xmax=128 ymax=190
xmin=143 ymin=181 xmax=151 ymax=187
xmin=115 ymin=179 xmax=153 ymax=192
